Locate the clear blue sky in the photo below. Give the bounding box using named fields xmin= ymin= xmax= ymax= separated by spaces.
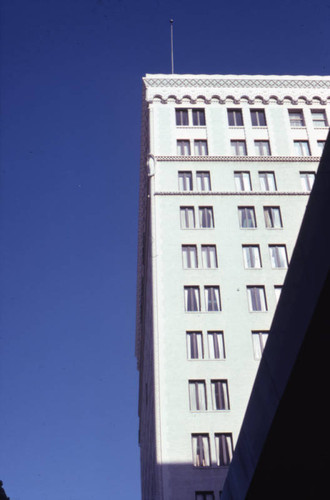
xmin=0 ymin=0 xmax=328 ymax=499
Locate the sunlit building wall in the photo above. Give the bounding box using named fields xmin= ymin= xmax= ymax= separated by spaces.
xmin=136 ymin=74 xmax=330 ymax=499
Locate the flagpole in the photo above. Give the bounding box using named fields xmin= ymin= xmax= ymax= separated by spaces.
xmin=170 ymin=19 xmax=174 ymax=74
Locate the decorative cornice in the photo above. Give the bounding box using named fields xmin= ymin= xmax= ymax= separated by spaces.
xmin=145 ymin=76 xmax=330 ymax=90
xmin=155 ymin=155 xmax=321 ymax=162
xmin=154 ymin=191 xmax=310 ymax=196
xmin=143 ymin=75 xmax=330 ymax=105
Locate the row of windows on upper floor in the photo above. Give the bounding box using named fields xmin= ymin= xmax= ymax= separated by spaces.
xmin=182 ymin=244 xmax=288 ymax=270
xmin=180 ymin=205 xmax=285 ymax=229
xmin=176 ymin=138 xmax=325 ymax=156
xmin=183 ymin=285 xmax=278 ymax=313
xmin=186 ymin=329 xmax=269 ymax=361
xmin=178 ymin=170 xmax=315 ymax=192
xmin=192 ymin=432 xmax=233 ymax=468
xmin=189 ymin=379 xmax=230 ymax=411
xmin=176 ymin=107 xmax=329 ymax=128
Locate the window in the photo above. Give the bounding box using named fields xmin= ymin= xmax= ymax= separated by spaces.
xmin=255 ymin=140 xmax=271 ymax=156
xmin=184 ymin=286 xmax=200 ymax=311
xmin=251 ymin=109 xmax=267 ymax=126
xmin=264 ymin=207 xmax=283 ymax=228
xmin=227 ymin=109 xmax=243 ymax=126
xmin=242 ymin=245 xmax=262 ymax=269
xmin=187 ymin=332 xmax=204 ymax=359
xmin=192 ymin=109 xmax=206 ymax=126
xmin=252 ymin=331 xmax=269 ymax=359
xmin=300 ymin=172 xmax=315 ymax=192
xmin=204 ymin=286 xmax=221 ymax=311
xmin=176 ymin=108 xmax=189 ymax=126
xmin=269 ymin=245 xmax=288 ymax=268
xmin=180 ymin=207 xmax=195 ymax=229
xmin=259 ymin=171 xmax=277 ymax=192
xmin=311 ymin=110 xmax=328 ymax=127
xmin=182 ymin=245 xmax=198 ymax=268
xmin=196 ymin=171 xmax=211 ymax=191
xmin=289 ymin=110 xmax=305 ymax=127
xmin=247 ymin=286 xmax=267 ymax=311
xmin=192 ymin=434 xmax=211 ymax=467
xmin=196 ymin=493 xmax=214 ymax=500
xmin=202 ymin=245 xmax=218 ymax=268
xmin=238 ymin=207 xmax=256 ymax=228
xmin=231 ymin=140 xmax=247 ymax=155
xmin=317 ymin=141 xmax=326 ymax=153
xmin=215 ymin=433 xmax=233 ymax=466
xmin=177 ymin=140 xmax=191 ymax=155
xmin=199 ymin=207 xmax=214 ymax=228
xmin=194 ymin=140 xmax=208 ymax=156
xmin=211 ymin=380 xmax=230 ymax=410
xmin=234 ymin=171 xmax=252 ymax=191
xmin=208 ymin=332 xmax=225 ymax=359
xmin=274 ymin=286 xmax=283 ymax=303
xmin=294 ymin=140 xmax=311 ymax=156
xmin=189 ymin=381 xmax=207 ymax=411
xmin=178 ymin=171 xmax=193 ymax=191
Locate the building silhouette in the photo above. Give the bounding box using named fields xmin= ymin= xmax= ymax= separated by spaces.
xmin=135 ymin=74 xmax=330 ymax=499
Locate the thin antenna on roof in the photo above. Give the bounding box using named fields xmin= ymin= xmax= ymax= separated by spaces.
xmin=170 ymin=19 xmax=174 ymax=74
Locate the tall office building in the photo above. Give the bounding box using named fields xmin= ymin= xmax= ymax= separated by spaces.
xmin=136 ymin=74 xmax=330 ymax=499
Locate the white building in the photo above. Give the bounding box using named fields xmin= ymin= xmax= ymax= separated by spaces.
xmin=135 ymin=74 xmax=330 ymax=500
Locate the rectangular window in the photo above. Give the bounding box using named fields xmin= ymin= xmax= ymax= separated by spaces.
xmin=196 ymin=493 xmax=215 ymax=500
xmin=176 ymin=109 xmax=189 ymax=126
xmin=300 ymin=172 xmax=315 ymax=192
xmin=196 ymin=171 xmax=211 ymax=191
xmin=311 ymin=110 xmax=328 ymax=127
xmin=189 ymin=380 xmax=207 ymax=411
xmin=192 ymin=434 xmax=211 ymax=467
xmin=192 ymin=109 xmax=206 ymax=126
xmin=215 ymin=433 xmax=233 ymax=466
xmin=264 ymin=207 xmax=283 ymax=228
xmin=199 ymin=207 xmax=214 ymax=228
xmin=231 ymin=140 xmax=247 ymax=156
xmin=177 ymin=140 xmax=191 ymax=156
xmin=238 ymin=207 xmax=256 ymax=228
xmin=208 ymin=332 xmax=225 ymax=359
xmin=204 ymin=286 xmax=221 ymax=311
xmin=247 ymin=286 xmax=267 ymax=312
xmin=184 ymin=286 xmax=201 ymax=311
xmin=294 ymin=140 xmax=311 ymax=156
xmin=194 ymin=140 xmax=208 ymax=156
xmin=227 ymin=109 xmax=244 ymax=126
xmin=259 ymin=171 xmax=277 ymax=192
xmin=234 ymin=171 xmax=252 ymax=191
xmin=269 ymin=245 xmax=288 ymax=268
xmin=289 ymin=110 xmax=305 ymax=127
xmin=187 ymin=332 xmax=204 ymax=359
xmin=251 ymin=109 xmax=267 ymax=126
xmin=202 ymin=245 xmax=218 ymax=268
xmin=182 ymin=245 xmax=198 ymax=269
xmin=178 ymin=171 xmax=193 ymax=191
xmin=180 ymin=207 xmax=195 ymax=229
xmin=274 ymin=285 xmax=283 ymax=303
xmin=255 ymin=140 xmax=271 ymax=156
xmin=242 ymin=245 xmax=262 ymax=269
xmin=211 ymin=380 xmax=230 ymax=410
xmin=252 ymin=331 xmax=269 ymax=359
xmin=317 ymin=141 xmax=326 ymax=153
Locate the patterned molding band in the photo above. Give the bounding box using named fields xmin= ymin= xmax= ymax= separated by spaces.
xmin=155 ymin=155 xmax=320 ymax=162
xmin=145 ymin=77 xmax=330 ymax=90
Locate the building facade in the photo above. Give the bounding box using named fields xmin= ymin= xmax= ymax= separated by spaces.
xmin=136 ymin=74 xmax=330 ymax=499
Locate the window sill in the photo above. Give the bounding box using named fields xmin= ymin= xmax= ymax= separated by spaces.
xmin=187 ymin=358 xmax=226 ymax=361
